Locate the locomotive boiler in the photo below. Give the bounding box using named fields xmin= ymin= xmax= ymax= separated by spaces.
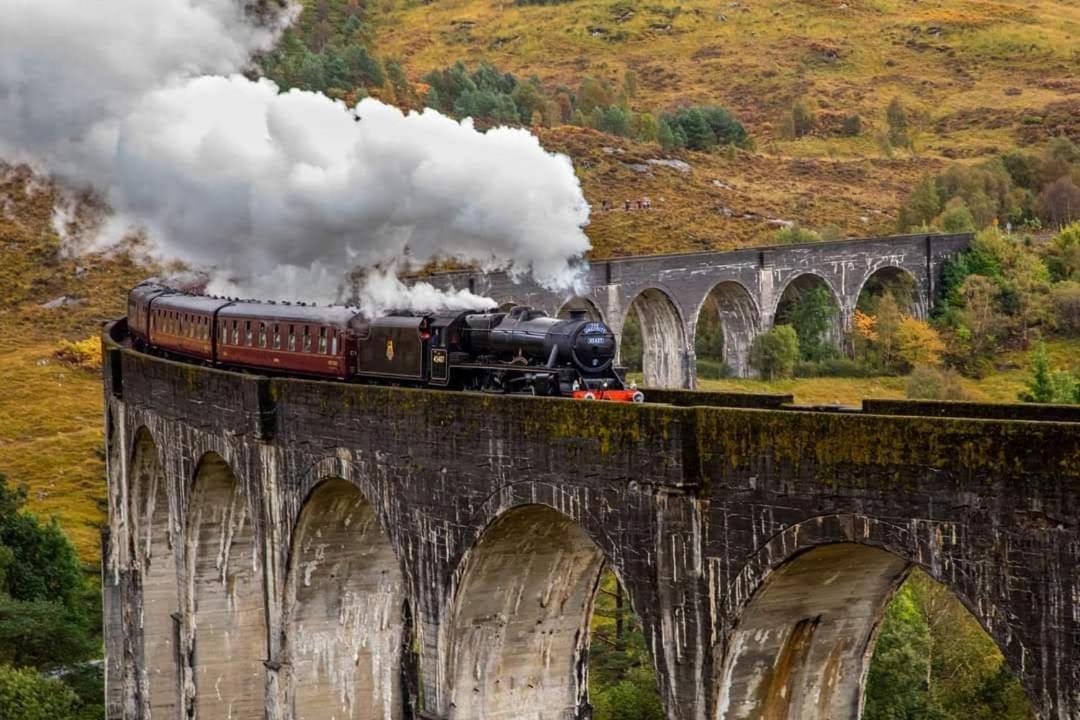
xmin=126 ymin=281 xmax=643 ymax=402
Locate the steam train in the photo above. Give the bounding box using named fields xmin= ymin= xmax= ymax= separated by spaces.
xmin=126 ymin=281 xmax=644 ymax=402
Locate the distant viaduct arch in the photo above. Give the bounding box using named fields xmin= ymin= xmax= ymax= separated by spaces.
xmin=396 ymin=233 xmax=973 ymax=386
xmin=102 ymin=327 xmax=1079 ymax=720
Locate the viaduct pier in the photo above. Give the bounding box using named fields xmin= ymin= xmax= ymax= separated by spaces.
xmin=101 ymin=321 xmax=1079 ymax=720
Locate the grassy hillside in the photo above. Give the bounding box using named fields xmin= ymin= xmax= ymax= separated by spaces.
xmin=0 ymin=167 xmax=148 ymax=560
xmin=313 ymin=0 xmax=1079 ymax=255
xmin=371 ymin=0 xmax=1080 ymax=156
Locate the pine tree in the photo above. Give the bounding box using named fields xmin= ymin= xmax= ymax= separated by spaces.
xmin=680 ymin=108 xmax=716 ymax=151
xmin=657 ymin=119 xmax=677 ymax=150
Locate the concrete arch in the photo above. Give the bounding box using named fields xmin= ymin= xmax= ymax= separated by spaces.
xmin=772 ymin=273 xmax=844 ymax=351
xmin=693 ymin=281 xmax=760 ymax=378
xmin=283 ymin=477 xmax=405 ymax=720
xmin=557 ymin=296 xmax=605 ymax=322
xmin=129 ymin=427 xmax=180 ymax=718
xmin=854 ymin=265 xmax=926 ymax=319
xmin=446 ymin=504 xmax=607 ymax=720
xmin=716 ymin=516 xmax=1029 ymax=720
xmin=186 ymin=452 xmax=266 ymax=720
xmin=624 ymin=287 xmax=690 ymax=388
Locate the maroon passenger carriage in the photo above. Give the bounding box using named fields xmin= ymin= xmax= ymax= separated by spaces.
xmin=127 ymin=279 xmax=644 ymax=401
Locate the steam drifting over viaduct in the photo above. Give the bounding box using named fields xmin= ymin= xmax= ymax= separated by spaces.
xmin=101 ymin=322 xmax=1079 ymax=720
xmin=401 ymin=233 xmax=973 ymax=387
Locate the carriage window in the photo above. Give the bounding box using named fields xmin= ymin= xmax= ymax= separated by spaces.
xmin=232 ymin=321 xmax=239 ymax=345
xmin=245 ymin=321 xmax=253 ymax=346
xmin=318 ymin=327 xmax=327 ymax=354
xmin=331 ymin=332 xmax=338 ymax=355
xmin=258 ymin=323 xmax=267 ymax=348
xmin=303 ymin=326 xmax=312 ymax=352
xmin=288 ymin=325 xmax=296 ymax=351
xmin=273 ymin=324 xmax=281 ymax=349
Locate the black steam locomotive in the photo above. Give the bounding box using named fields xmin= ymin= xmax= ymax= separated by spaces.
xmin=127 ymin=281 xmax=643 ymax=402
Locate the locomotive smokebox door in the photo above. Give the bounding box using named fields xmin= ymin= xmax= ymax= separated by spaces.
xmin=430 ymin=348 xmax=449 ymax=384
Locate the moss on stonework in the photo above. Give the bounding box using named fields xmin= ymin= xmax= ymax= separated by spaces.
xmin=111 ymin=337 xmax=1079 ymax=493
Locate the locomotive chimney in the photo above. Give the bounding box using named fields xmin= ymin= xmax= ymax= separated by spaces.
xmin=570 ymin=310 xmax=587 ymax=321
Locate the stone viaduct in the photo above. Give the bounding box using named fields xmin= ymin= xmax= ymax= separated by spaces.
xmin=100 ymin=321 xmax=1079 ymax=720
xmin=389 ymin=232 xmax=973 ymax=387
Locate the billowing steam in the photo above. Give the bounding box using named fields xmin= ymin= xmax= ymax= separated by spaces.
xmin=0 ymin=0 xmax=591 ymax=312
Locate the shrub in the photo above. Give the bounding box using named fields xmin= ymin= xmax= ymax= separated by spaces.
xmin=750 ymin=325 xmax=800 ymax=379
xmin=774 ymin=223 xmax=821 ymax=245
xmin=841 ymin=114 xmax=862 ymax=137
xmin=790 ymin=99 xmax=816 ymax=138
xmin=695 ymin=357 xmax=733 ymax=380
xmin=1051 ymin=282 xmax=1080 ymax=335
xmin=0 ymin=665 xmax=79 ymax=720
xmin=886 ymin=96 xmax=910 ymax=149
xmin=794 ymin=357 xmax=869 ymax=378
xmin=895 ymin=317 xmax=946 ymax=369
xmin=906 ymin=365 xmax=969 ymax=401
xmin=897 ymin=174 xmax=941 ymax=231
xmin=53 ymin=337 xmax=101 ymax=371
xmin=1044 ymin=221 xmax=1080 ymax=281
xmin=1037 ymin=177 xmax=1080 ymax=229
xmin=657 ymin=119 xmax=678 ymax=150
xmin=1020 ymin=345 xmax=1079 ymax=404
xmin=935 ymin=197 xmax=976 ymax=233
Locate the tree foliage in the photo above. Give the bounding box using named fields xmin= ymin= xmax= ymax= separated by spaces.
xmin=865 ymin=571 xmax=1034 ymax=720
xmin=0 ymin=665 xmax=80 ymax=720
xmin=0 ymin=473 xmax=101 ymax=718
xmin=750 ymin=325 xmax=800 ymax=379
xmin=1020 ymin=345 xmax=1079 ymax=403
xmin=777 ymin=284 xmax=839 ymax=362
xmin=589 ymin=570 xmax=663 ymax=720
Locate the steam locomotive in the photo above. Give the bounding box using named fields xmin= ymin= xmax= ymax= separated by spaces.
xmin=126 ymin=281 xmax=644 ymax=402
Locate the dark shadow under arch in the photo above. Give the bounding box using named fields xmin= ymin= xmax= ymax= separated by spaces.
xmin=446 ymin=504 xmax=607 ymax=719
xmin=283 ymin=477 xmax=405 ymax=720
xmin=187 ymin=452 xmax=266 ymax=720
xmin=773 ymin=273 xmax=844 ymax=358
xmin=855 ymin=265 xmax=924 ymax=319
xmin=694 ymin=281 xmax=760 ymax=379
xmin=557 ymin=296 xmax=604 ymax=322
xmin=129 ymin=427 xmax=180 ymax=718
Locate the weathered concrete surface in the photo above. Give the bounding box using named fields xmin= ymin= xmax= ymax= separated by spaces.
xmin=394 ymin=233 xmax=971 ymax=385
xmin=446 ymin=506 xmax=605 ymax=720
xmin=715 ymin=544 xmax=909 ymax=719
xmin=102 ymin=328 xmax=1080 ymax=720
xmin=284 ymin=478 xmax=404 ymax=720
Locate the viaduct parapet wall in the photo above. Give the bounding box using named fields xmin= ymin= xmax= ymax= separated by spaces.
xmin=101 ymin=325 xmax=1078 ymax=720
xmin=383 ymin=233 xmax=973 ymax=387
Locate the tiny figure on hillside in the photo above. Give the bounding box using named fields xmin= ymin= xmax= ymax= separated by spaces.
xmin=624 ymin=199 xmax=631 ymax=211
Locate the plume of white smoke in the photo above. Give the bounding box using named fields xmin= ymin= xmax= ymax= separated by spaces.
xmin=0 ymin=0 xmax=591 ymax=313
